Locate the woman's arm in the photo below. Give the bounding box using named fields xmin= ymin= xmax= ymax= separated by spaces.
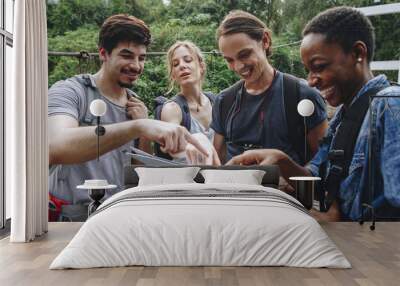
xmin=160 ymin=102 xmax=182 ymax=125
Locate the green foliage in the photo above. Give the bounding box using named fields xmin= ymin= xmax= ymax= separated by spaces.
xmin=270 ymin=44 xmax=305 ymax=78
xmin=281 ymin=0 xmax=400 ymax=62
xmin=46 ymin=0 xmax=166 ymax=37
xmin=150 ymin=21 xmax=218 ymax=52
xmin=131 ymin=57 xmax=168 ymax=111
xmin=203 ymin=55 xmax=239 ymax=94
xmin=48 ymin=26 xmax=99 ymax=86
xmin=370 ymin=13 xmax=400 ymax=61
xmin=47 ymin=0 xmax=110 ymax=37
xmin=131 ymin=52 xmax=238 ymax=115
xmin=47 ymin=0 xmax=400 ymax=106
xmin=48 ymin=26 xmax=99 ymax=51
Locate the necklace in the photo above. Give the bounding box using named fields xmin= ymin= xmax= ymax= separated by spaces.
xmin=191 ymin=95 xmax=203 ymax=112
xmin=183 ymin=91 xmax=205 ymax=113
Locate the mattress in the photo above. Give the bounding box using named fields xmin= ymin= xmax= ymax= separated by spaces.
xmin=50 ymin=183 xmax=351 ymax=269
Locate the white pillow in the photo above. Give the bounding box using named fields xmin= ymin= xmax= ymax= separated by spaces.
xmin=200 ymin=169 xmax=266 ymax=185
xmin=135 ymin=167 xmax=200 ymax=186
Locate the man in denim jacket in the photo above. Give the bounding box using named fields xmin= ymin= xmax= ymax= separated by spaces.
xmin=226 ymin=7 xmax=400 ymax=221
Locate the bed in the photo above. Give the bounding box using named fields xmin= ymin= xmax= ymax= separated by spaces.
xmin=50 ymin=165 xmax=350 ymax=269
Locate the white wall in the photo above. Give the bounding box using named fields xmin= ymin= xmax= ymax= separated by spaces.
xmin=5 ymin=0 xmax=14 ymax=33
xmin=5 ymin=43 xmax=12 ymax=219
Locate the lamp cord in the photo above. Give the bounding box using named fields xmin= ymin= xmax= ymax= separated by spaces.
xmin=97 ymin=117 xmax=100 ymax=162
xmin=304 ymin=117 xmax=307 ymax=163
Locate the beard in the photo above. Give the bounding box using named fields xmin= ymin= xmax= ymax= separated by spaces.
xmin=118 ymin=80 xmax=134 ymax=89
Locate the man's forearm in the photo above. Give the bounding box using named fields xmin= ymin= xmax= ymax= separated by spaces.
xmin=49 ymin=120 xmax=146 ymax=165
xmin=138 ymin=137 xmax=152 ymax=154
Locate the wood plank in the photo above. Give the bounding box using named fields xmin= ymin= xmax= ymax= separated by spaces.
xmin=1 ymin=222 xmax=400 ymax=286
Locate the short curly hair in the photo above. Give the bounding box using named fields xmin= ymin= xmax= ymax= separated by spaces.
xmin=303 ymin=6 xmax=375 ymax=63
xmin=98 ymin=14 xmax=151 ymax=53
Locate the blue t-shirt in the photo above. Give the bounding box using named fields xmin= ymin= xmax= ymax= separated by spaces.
xmin=211 ymin=71 xmax=327 ymax=162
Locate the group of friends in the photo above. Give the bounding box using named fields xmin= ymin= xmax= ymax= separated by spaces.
xmin=48 ymin=7 xmax=400 ymax=222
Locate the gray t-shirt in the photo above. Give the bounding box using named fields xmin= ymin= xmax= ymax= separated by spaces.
xmin=48 ymin=74 xmax=136 ymax=204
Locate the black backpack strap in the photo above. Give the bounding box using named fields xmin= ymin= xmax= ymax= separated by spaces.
xmin=220 ymin=81 xmax=244 ymax=136
xmin=282 ymin=73 xmax=306 ymax=164
xmin=174 ymin=92 xmax=217 ymax=132
xmin=154 ymin=94 xmax=191 ymax=131
xmin=174 ymin=92 xmax=217 ymax=130
xmin=153 ymin=96 xmax=169 ymax=120
xmin=204 ymin=91 xmax=216 ymax=104
xmin=153 ymin=95 xmax=172 ymax=159
xmin=153 ymin=94 xmax=191 ymax=160
xmin=172 ymin=95 xmax=191 ymax=131
xmin=323 ymin=86 xmax=386 ymax=211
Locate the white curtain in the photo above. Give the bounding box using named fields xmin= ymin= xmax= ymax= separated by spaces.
xmin=8 ymin=0 xmax=48 ymax=242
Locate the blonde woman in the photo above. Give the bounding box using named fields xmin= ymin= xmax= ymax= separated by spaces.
xmin=156 ymin=41 xmax=220 ymax=165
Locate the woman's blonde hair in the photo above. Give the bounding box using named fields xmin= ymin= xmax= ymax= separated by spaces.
xmin=166 ymin=41 xmax=206 ymax=94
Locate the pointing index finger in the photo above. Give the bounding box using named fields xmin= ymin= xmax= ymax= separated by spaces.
xmin=184 ymin=133 xmax=208 ymax=157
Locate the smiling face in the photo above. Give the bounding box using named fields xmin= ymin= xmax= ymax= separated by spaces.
xmin=170 ymin=45 xmax=204 ymax=88
xmin=100 ymin=41 xmax=147 ymax=88
xmin=218 ymin=32 xmax=269 ymax=86
xmin=300 ymin=33 xmax=361 ymax=107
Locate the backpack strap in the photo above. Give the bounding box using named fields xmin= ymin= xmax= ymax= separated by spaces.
xmin=153 ymin=95 xmax=191 ymax=130
xmin=152 ymin=95 xmax=190 ymax=160
xmin=153 ymin=92 xmax=216 ymax=159
xmin=153 ymin=96 xmax=170 ymax=159
xmin=74 ymin=74 xmax=99 ymax=126
xmin=282 ymin=73 xmax=307 ymax=164
xmin=220 ymin=81 xmax=245 ymax=136
xmin=322 ymin=86 xmax=386 ymax=211
xmin=75 ymin=75 xmax=137 ymax=126
xmin=173 ymin=95 xmax=191 ymax=131
xmin=49 ymin=74 xmax=98 ymax=177
xmin=204 ymin=91 xmax=216 ymax=105
xmin=153 ymin=96 xmax=168 ymax=120
xmin=174 ymin=92 xmax=216 ymax=131
xmin=219 ymin=75 xmax=305 ymax=163
xmin=126 ymin=89 xmax=138 ymax=99
xmin=157 ymin=92 xmax=216 ymax=132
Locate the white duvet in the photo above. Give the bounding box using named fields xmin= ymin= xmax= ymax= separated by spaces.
xmin=50 ymin=183 xmax=351 ymax=269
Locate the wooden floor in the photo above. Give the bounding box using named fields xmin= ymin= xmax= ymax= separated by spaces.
xmin=1 ymin=222 xmax=399 ymax=286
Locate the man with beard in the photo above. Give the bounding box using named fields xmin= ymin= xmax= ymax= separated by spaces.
xmin=48 ymin=14 xmax=206 ymax=221
xmin=212 ymin=10 xmax=328 ymax=164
